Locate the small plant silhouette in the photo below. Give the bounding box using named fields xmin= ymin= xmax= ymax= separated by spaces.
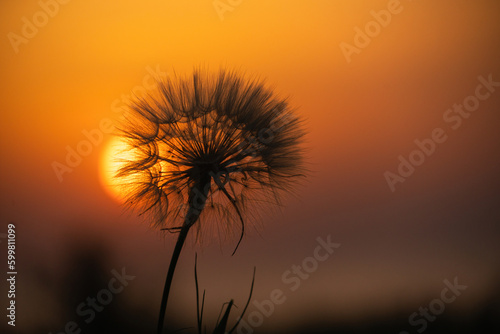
xmin=194 ymin=254 xmax=255 ymax=334
xmin=116 ymin=69 xmax=305 ymax=333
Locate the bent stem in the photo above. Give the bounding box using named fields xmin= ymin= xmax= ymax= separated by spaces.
xmin=157 ymin=223 xmax=191 ymax=334
xmin=157 ymin=176 xmax=211 ymax=334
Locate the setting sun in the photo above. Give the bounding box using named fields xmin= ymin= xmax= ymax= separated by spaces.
xmin=99 ymin=136 xmax=136 ymax=203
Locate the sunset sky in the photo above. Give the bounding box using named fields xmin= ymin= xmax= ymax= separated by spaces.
xmin=1 ymin=1 xmax=499 ymax=333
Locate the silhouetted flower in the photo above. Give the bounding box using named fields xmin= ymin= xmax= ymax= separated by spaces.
xmin=115 ymin=68 xmax=305 ymax=334
xmin=118 ymin=69 xmax=305 ymax=245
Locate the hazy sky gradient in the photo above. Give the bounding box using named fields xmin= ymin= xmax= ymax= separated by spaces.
xmin=1 ymin=1 xmax=499 ymax=333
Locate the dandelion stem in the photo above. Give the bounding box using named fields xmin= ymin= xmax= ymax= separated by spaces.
xmin=157 ymin=177 xmax=211 ymax=334
xmin=157 ymin=223 xmax=190 ymax=334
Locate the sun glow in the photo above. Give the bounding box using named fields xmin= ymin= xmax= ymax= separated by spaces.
xmin=99 ymin=136 xmax=137 ymax=203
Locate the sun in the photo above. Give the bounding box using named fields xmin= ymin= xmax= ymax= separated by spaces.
xmin=99 ymin=136 xmax=136 ymax=203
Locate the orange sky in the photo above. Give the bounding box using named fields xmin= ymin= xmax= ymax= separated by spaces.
xmin=1 ymin=1 xmax=500 ymax=333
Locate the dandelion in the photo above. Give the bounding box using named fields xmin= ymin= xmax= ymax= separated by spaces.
xmin=116 ymin=69 xmax=305 ymax=333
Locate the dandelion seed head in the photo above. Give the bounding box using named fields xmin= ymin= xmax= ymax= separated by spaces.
xmin=116 ymin=69 xmax=306 ymax=245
